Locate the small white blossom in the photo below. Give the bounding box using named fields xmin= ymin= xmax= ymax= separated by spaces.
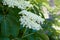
xmin=19 ymin=10 xmax=44 ymax=24
xmin=42 ymin=6 xmax=50 ymax=19
xmin=52 ymin=24 xmax=60 ymax=30
xmin=20 ymin=16 xmax=42 ymax=30
xmin=19 ymin=10 xmax=44 ymax=30
xmin=2 ymin=0 xmax=32 ymax=9
xmin=2 ymin=0 xmax=15 ymax=8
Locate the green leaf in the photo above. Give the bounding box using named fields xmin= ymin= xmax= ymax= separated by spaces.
xmin=0 ymin=37 xmax=10 ymax=40
xmin=0 ymin=15 xmax=3 ymax=23
xmin=7 ymin=14 xmax=19 ymax=37
xmin=7 ymin=8 xmax=20 ymax=37
xmin=36 ymin=31 xmax=49 ymax=40
xmin=0 ymin=0 xmax=2 ymax=3
xmin=1 ymin=16 xmax=10 ymax=37
xmin=39 ymin=33 xmax=49 ymax=40
xmin=0 ymin=7 xmax=20 ymax=37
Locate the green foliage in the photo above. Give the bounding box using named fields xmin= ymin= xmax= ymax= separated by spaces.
xmin=0 ymin=4 xmax=20 ymax=39
xmin=0 ymin=0 xmax=60 ymax=40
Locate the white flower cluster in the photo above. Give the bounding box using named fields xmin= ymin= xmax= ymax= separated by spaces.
xmin=42 ymin=6 xmax=50 ymax=19
xmin=2 ymin=0 xmax=32 ymax=9
xmin=2 ymin=0 xmax=44 ymax=30
xmin=19 ymin=10 xmax=44 ymax=30
xmin=52 ymin=24 xmax=60 ymax=30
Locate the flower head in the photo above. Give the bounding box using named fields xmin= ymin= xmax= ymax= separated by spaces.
xmin=2 ymin=0 xmax=32 ymax=9
xmin=19 ymin=10 xmax=44 ymax=30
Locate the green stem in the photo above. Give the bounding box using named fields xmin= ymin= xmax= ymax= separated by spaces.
xmin=22 ymin=32 xmax=34 ymax=38
xmin=21 ymin=28 xmax=27 ymax=38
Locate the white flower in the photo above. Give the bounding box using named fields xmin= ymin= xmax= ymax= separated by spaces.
xmin=19 ymin=10 xmax=44 ymax=30
xmin=19 ymin=10 xmax=44 ymax=24
xmin=42 ymin=6 xmax=50 ymax=19
xmin=52 ymin=24 xmax=60 ymax=30
xmin=2 ymin=0 xmax=15 ymax=8
xmin=2 ymin=0 xmax=32 ymax=9
xmin=20 ymin=16 xmax=42 ymax=30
